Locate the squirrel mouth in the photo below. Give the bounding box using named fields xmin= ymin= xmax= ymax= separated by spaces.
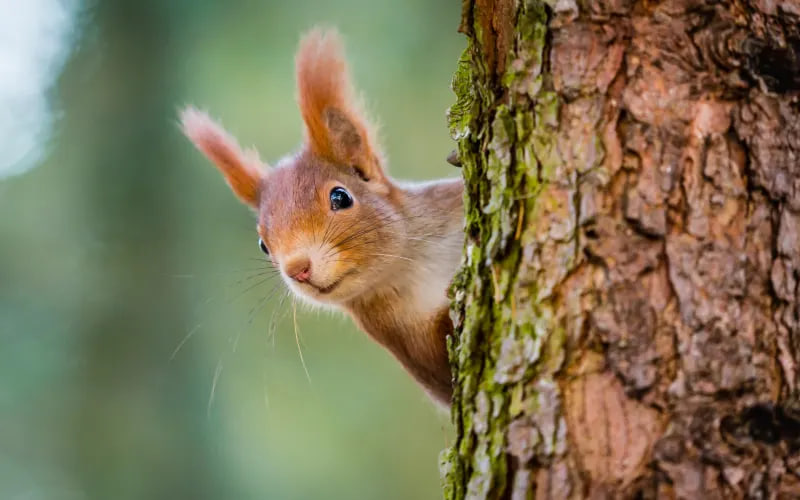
xmin=309 ymin=270 xmax=356 ymax=294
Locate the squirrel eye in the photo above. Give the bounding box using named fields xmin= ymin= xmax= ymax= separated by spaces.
xmin=330 ymin=187 xmax=353 ymax=211
xmin=258 ymin=238 xmax=270 ymax=255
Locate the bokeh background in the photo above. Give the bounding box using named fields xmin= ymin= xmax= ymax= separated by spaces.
xmin=0 ymin=1 xmax=463 ymax=499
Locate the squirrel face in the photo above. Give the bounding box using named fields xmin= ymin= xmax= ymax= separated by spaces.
xmin=181 ymin=28 xmax=464 ymax=405
xmin=181 ymin=28 xmax=405 ymax=307
xmin=255 ymin=154 xmax=405 ymax=305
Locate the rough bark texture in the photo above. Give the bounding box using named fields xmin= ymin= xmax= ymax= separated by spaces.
xmin=441 ymin=1 xmax=800 ymax=498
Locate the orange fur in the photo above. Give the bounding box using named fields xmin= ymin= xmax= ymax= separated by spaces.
xmin=295 ymin=29 xmax=385 ymax=183
xmin=180 ymin=107 xmax=265 ymax=207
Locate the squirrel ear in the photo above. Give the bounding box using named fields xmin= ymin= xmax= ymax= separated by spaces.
xmin=180 ymin=107 xmax=266 ymax=208
xmin=295 ymin=28 xmax=387 ymax=184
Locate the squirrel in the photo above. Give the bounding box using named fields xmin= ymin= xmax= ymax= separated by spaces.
xmin=180 ymin=29 xmax=464 ymax=406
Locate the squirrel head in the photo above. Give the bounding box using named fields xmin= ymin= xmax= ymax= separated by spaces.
xmin=181 ymin=29 xmax=408 ymax=305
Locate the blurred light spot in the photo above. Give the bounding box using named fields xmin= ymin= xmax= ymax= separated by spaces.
xmin=0 ymin=0 xmax=80 ymax=179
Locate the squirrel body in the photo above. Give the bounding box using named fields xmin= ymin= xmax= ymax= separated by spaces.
xmin=181 ymin=29 xmax=463 ymax=405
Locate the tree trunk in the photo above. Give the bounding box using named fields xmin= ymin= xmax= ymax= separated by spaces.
xmin=441 ymin=1 xmax=800 ymax=498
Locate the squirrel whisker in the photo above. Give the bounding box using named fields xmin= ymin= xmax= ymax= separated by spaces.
xmin=292 ymin=298 xmax=312 ymax=384
xmin=225 ymin=274 xmax=282 ymax=305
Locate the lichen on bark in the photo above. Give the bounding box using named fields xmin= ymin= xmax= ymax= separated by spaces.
xmin=443 ymin=0 xmax=800 ymax=498
xmin=443 ymin=1 xmax=568 ymax=498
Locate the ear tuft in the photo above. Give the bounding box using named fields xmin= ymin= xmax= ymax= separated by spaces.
xmin=180 ymin=107 xmax=265 ymax=207
xmin=295 ymin=29 xmax=386 ymax=182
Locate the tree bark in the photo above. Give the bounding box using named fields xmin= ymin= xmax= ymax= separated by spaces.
xmin=441 ymin=1 xmax=800 ymax=498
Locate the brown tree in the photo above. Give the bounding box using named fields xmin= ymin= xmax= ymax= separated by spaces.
xmin=441 ymin=1 xmax=800 ymax=498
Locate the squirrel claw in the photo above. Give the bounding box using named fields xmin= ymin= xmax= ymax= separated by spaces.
xmin=446 ymin=150 xmax=462 ymax=167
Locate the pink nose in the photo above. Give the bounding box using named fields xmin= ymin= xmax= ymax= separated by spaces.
xmin=285 ymin=257 xmax=312 ymax=283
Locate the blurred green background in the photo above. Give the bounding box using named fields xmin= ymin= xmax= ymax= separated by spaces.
xmin=0 ymin=1 xmax=463 ymax=499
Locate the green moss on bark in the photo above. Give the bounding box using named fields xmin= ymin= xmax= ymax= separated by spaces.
xmin=445 ymin=1 xmax=800 ymax=498
xmin=443 ymin=1 xmax=561 ymax=498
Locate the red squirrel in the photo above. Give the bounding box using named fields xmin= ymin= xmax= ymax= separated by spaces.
xmin=180 ymin=29 xmax=464 ymax=405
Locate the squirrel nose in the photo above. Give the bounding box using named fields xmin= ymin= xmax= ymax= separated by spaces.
xmin=285 ymin=257 xmax=312 ymax=283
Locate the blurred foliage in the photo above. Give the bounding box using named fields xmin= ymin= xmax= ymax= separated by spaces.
xmin=0 ymin=1 xmax=463 ymax=499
